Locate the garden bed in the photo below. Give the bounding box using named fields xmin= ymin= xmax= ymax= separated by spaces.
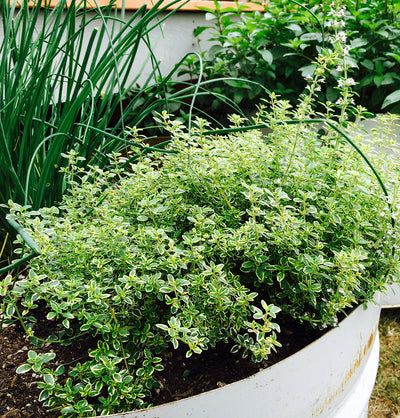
xmin=0 ymin=306 xmax=325 ymax=417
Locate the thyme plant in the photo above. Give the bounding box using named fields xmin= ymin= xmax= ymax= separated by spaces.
xmin=1 ymin=6 xmax=400 ymax=414
xmin=2 ymin=88 xmax=399 ymax=415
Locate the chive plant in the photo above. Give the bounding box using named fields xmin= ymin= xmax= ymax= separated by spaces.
xmin=0 ymin=0 xmax=259 ymax=259
xmin=1 ymin=0 xmax=219 ymax=214
xmin=0 ymin=0 xmax=178 ymax=212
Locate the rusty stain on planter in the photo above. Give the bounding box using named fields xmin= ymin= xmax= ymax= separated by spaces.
xmin=312 ymin=326 xmax=378 ymax=416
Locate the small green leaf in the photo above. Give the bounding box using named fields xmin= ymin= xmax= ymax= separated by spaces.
xmin=5 ymin=305 xmax=15 ymax=318
xmin=308 ymin=205 xmax=317 ymax=214
xmin=39 ymin=389 xmax=50 ymax=402
xmin=195 ymin=6 xmax=215 ymax=13
xmin=387 ymin=52 xmax=400 ymax=64
xmin=46 ymin=311 xmax=57 ymax=320
xmin=259 ymin=49 xmax=273 ymax=65
xmin=172 ymin=338 xmax=179 ymax=349
xmin=44 ymin=374 xmax=55 ymax=386
xmin=256 ymin=268 xmax=267 ymax=281
xmin=32 ymin=363 xmax=42 ymax=373
xmin=311 ymin=283 xmax=322 ymax=292
xmin=349 ymin=38 xmax=369 ymax=49
xmin=300 ymin=33 xmax=322 ymax=42
xmin=194 ymin=26 xmax=209 ymax=37
xmin=61 ymin=406 xmax=76 ymax=414
xmin=16 ymin=364 xmax=31 ymax=374
xmin=205 ymin=12 xmax=217 ymax=21
xmin=270 ymin=305 xmax=281 ymax=316
xmin=377 ymin=29 xmax=389 ymax=38
xmin=41 ymin=352 xmax=56 ymax=363
xmin=299 ymin=63 xmax=317 ymax=78
xmin=240 ymin=261 xmax=254 ymax=272
xmin=113 ymin=372 xmax=123 ymax=383
xmin=119 ymin=329 xmax=130 ymax=338
xmin=90 ymin=364 xmax=105 ymax=374
xmin=360 ymin=59 xmax=374 ymax=71
xmin=374 ymin=75 xmax=383 ymax=88
xmin=55 ymin=365 xmax=65 ymax=376
xmin=287 ymin=23 xmax=302 ymax=34
xmin=277 ymin=271 xmax=285 ymax=283
xmin=326 ymin=86 xmax=339 ymax=102
xmin=382 ymin=89 xmax=400 ymax=109
xmin=381 ymin=73 xmax=395 ymax=86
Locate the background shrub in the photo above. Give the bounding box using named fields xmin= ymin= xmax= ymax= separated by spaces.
xmin=180 ymin=0 xmax=400 ymax=114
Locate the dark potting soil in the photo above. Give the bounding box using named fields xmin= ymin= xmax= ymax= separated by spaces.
xmin=0 ymin=308 xmax=328 ymax=418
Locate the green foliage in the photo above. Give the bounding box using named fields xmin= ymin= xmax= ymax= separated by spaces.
xmin=0 ymin=0 xmax=230 ymax=223
xmin=0 ymin=0 xmax=253 ymax=270
xmin=180 ymin=0 xmax=400 ymax=113
xmin=343 ymin=0 xmax=400 ymax=112
xmin=180 ymin=0 xmax=314 ymax=109
xmin=2 ymin=5 xmax=400 ymax=413
xmin=2 ymin=80 xmax=400 ymax=413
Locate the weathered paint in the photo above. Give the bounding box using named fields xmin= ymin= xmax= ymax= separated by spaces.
xmin=311 ymin=326 xmax=378 ymax=416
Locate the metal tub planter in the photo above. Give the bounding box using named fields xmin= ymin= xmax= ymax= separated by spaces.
xmin=359 ymin=116 xmax=400 ymax=309
xmin=381 ymin=282 xmax=400 ymax=308
xmin=102 ymin=301 xmax=381 ymax=418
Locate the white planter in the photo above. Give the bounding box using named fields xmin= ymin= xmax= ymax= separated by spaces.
xmin=0 ymin=10 xmax=210 ymax=88
xmin=358 ymin=116 xmax=400 ymax=308
xmin=100 ymin=300 xmax=381 ymax=418
xmin=381 ymin=282 xmax=400 ymax=308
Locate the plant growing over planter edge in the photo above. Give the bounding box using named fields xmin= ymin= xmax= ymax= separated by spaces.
xmin=2 ymin=3 xmax=400 ymax=416
xmin=2 ymin=65 xmax=400 ymax=415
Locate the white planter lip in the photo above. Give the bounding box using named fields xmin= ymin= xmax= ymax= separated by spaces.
xmin=99 ymin=299 xmax=381 ymax=418
xmin=23 ymin=0 xmax=265 ymax=11
xmin=381 ymin=283 xmax=400 ymax=308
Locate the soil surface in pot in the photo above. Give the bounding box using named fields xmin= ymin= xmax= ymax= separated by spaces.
xmin=0 ymin=306 xmax=328 ymax=418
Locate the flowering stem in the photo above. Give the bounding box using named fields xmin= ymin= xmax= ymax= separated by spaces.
xmin=203 ymin=118 xmax=390 ymax=203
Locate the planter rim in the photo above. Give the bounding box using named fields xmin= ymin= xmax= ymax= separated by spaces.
xmin=18 ymin=0 xmax=266 ymax=11
xmin=99 ymin=298 xmax=381 ymax=418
